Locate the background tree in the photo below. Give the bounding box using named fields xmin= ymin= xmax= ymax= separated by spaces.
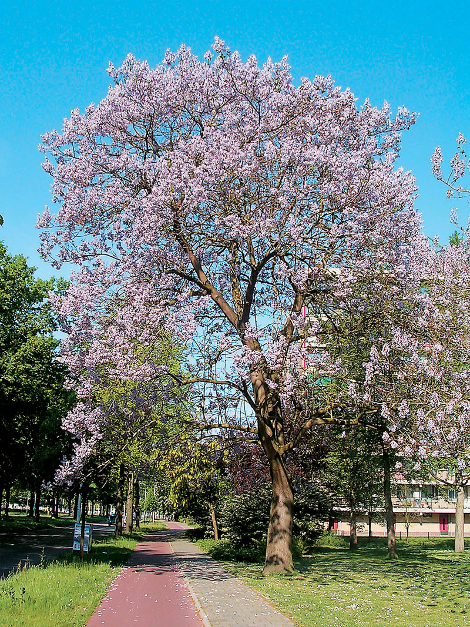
xmin=320 ymin=426 xmax=383 ymax=549
xmin=0 ymin=242 xmax=72 ymax=519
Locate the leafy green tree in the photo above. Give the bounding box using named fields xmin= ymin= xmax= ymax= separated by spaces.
xmin=320 ymin=427 xmax=383 ymax=549
xmin=0 ymin=242 xmax=72 ymax=519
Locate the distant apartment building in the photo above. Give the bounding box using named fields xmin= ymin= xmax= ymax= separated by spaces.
xmin=333 ymin=476 xmax=469 ymax=538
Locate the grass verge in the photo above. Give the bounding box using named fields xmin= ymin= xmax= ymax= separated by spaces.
xmin=0 ymin=513 xmax=106 ymax=533
xmin=0 ymin=522 xmax=167 ymax=627
xmin=196 ymin=536 xmax=470 ymax=627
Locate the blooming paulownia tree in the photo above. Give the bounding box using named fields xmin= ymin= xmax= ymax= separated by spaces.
xmin=39 ymin=39 xmax=422 ymax=572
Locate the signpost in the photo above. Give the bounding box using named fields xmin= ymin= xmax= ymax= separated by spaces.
xmin=73 ymin=523 xmax=93 ymax=552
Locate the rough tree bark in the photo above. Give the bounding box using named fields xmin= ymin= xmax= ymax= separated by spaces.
xmin=382 ymin=445 xmax=398 ymax=558
xmin=455 ymin=485 xmax=465 ymax=553
xmin=254 ymin=375 xmax=294 ymax=573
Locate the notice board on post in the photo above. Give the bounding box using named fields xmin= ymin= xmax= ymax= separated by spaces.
xmin=73 ymin=523 xmax=93 ymax=552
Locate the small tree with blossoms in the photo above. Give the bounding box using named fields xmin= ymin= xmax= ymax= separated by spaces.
xmin=360 ymin=240 xmax=470 ymax=552
xmin=39 ymin=39 xmax=423 ymax=572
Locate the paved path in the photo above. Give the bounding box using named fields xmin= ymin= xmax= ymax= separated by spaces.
xmin=87 ymin=523 xmax=201 ymax=626
xmin=87 ymin=521 xmax=295 ymax=627
xmin=0 ymin=521 xmax=114 ymax=578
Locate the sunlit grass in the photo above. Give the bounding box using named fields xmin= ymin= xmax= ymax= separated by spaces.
xmin=0 ymin=512 xmax=105 ymax=533
xmin=0 ymin=522 xmax=167 ymax=627
xmin=205 ymin=537 xmax=470 ymax=627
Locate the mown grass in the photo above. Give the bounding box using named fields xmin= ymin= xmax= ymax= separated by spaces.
xmin=0 ymin=522 xmax=167 ymax=627
xmin=197 ymin=536 xmax=470 ymax=627
xmin=0 ymin=512 xmax=105 ymax=533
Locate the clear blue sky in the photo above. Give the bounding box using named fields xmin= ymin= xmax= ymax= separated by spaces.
xmin=1 ymin=0 xmax=469 ymax=279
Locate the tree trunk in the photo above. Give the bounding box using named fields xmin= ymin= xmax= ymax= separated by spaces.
xmin=80 ymin=486 xmax=87 ymax=560
xmin=262 ymin=451 xmax=294 ymax=574
xmin=4 ymin=481 xmax=10 ymax=517
xmin=73 ymin=492 xmax=79 ymax=520
xmin=125 ymin=471 xmax=134 ymax=534
xmin=209 ymin=502 xmax=219 ymax=540
xmin=0 ymin=474 xmax=3 ymax=518
xmin=455 ymin=485 xmax=465 ymax=553
xmin=368 ymin=511 xmax=372 ymax=538
xmin=382 ymin=445 xmax=398 ymax=558
xmin=134 ymin=480 xmax=140 ymax=530
xmin=115 ymin=464 xmax=125 ymax=537
xmin=34 ymin=482 xmax=41 ymax=523
xmin=28 ymin=489 xmax=35 ymax=518
xmin=349 ymin=505 xmax=358 ymax=550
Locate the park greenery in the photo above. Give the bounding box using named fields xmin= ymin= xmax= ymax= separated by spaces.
xmin=3 ymin=40 xmax=470 ymax=623
xmin=0 ymin=522 xmax=167 ymax=627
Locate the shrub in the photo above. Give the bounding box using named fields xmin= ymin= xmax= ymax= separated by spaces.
xmin=219 ymin=481 xmax=332 ymax=551
xmin=314 ymin=532 xmax=349 ymax=549
xmin=220 ymin=483 xmax=271 ymax=547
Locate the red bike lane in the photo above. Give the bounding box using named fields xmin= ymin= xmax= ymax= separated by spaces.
xmin=87 ymin=522 xmax=203 ymax=626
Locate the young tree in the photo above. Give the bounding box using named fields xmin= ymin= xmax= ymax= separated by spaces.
xmin=39 ymin=40 xmax=422 ymax=572
xmin=359 ymin=241 xmax=470 ymax=552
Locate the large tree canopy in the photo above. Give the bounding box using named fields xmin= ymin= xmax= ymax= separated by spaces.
xmin=39 ymin=39 xmax=426 ymax=572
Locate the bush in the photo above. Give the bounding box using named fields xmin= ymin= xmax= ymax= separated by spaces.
xmin=314 ymin=532 xmax=349 ymax=549
xmin=220 ymin=483 xmax=271 ymax=547
xmin=219 ymin=481 xmax=331 ymax=553
xmin=196 ymin=538 xmax=266 ymax=562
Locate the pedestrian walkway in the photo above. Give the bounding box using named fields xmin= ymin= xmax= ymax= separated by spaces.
xmin=87 ymin=521 xmax=295 ymax=627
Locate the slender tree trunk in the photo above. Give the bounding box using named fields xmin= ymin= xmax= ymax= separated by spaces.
xmin=34 ymin=482 xmax=41 ymax=523
xmin=115 ymin=464 xmax=125 ymax=538
xmin=263 ymin=450 xmax=294 ymax=574
xmin=368 ymin=511 xmax=372 ymax=538
xmin=382 ymin=445 xmax=398 ymax=558
xmin=455 ymin=485 xmax=465 ymax=553
xmin=134 ymin=480 xmax=140 ymax=530
xmin=208 ymin=502 xmax=219 ymax=540
xmin=28 ymin=489 xmax=35 ymax=518
xmin=73 ymin=492 xmax=79 ymax=519
xmin=349 ymin=503 xmax=358 ymax=550
xmin=4 ymin=481 xmax=10 ymax=517
xmin=126 ymin=471 xmax=134 ymax=534
xmin=0 ymin=474 xmax=4 ymax=519
xmin=80 ymin=486 xmax=87 ymax=560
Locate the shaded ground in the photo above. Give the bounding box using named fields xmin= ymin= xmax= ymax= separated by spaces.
xmin=0 ymin=520 xmax=114 ymax=578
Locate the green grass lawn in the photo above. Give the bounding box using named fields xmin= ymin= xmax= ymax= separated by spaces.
xmin=0 ymin=522 xmax=167 ymax=627
xmin=0 ymin=512 xmax=106 ymax=533
xmin=197 ymin=537 xmax=470 ymax=627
